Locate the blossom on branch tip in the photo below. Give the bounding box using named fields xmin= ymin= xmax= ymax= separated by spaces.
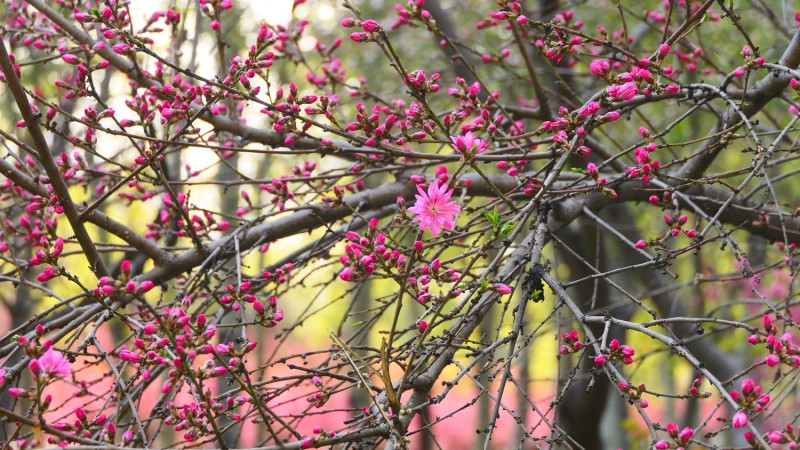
xmin=407 ymin=183 xmax=461 ymax=236
xmin=31 ymin=348 xmax=71 ymax=380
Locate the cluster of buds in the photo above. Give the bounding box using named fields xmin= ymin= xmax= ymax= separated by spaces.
xmin=259 ymin=176 xmax=295 ymax=212
xmin=389 ymin=0 xmax=430 ymax=30
xmin=408 ymin=256 xmax=461 ymax=304
xmin=208 ymin=395 xmax=248 ymax=422
xmin=674 ymin=47 xmax=707 ymax=75
xmin=537 ymin=32 xmax=581 ymax=65
xmin=305 ymin=36 xmax=345 ymax=85
xmin=342 ymin=18 xmax=383 ymax=43
xmin=261 ymin=262 xmax=295 ymax=285
xmin=585 ymin=162 xmax=606 ymax=186
xmin=654 ymin=422 xmax=694 ymax=449
xmin=219 ymin=281 xmax=284 ymax=325
xmin=51 ymin=407 xmax=115 ymax=446
xmin=541 ymin=106 xmax=594 ymax=156
xmin=765 ymin=423 xmax=800 ymax=448
xmin=733 ymin=45 xmax=765 ymax=78
xmin=202 ymin=339 xmax=258 ymax=375
xmin=225 ymin=50 xmax=272 ymax=97
xmin=558 ymin=329 xmax=583 ymax=355
xmin=549 ymin=101 xmax=614 ymax=136
xmin=663 ymin=213 xmax=696 ymax=239
xmin=190 ymin=211 xmax=231 ymax=236
xmin=5 ymin=208 xmax=57 ymax=248
xmin=495 ymin=159 xmax=526 ymax=177
xmin=161 ymin=395 xmax=232 ymax=443
xmin=133 ymin=146 xmax=166 ymax=169
xmin=29 ymin=236 xmax=64 ymax=282
xmin=594 ymin=338 xmax=635 ymax=365
xmin=584 ymin=161 xmax=617 ymax=199
xmin=345 ymin=102 xmax=400 ymax=147
xmin=486 ymin=2 xmax=528 ymax=24
xmin=626 ymin=144 xmax=659 ymax=185
xmin=401 ymin=101 xmax=439 ymax=142
xmin=302 ymin=92 xmax=339 ymax=121
xmin=122 ymin=306 xmax=210 ymax=379
xmin=446 ymin=77 xmax=489 ymax=111
xmin=94 ymin=261 xmax=155 ymax=296
xmin=747 ymin=315 xmax=800 ymax=367
xmin=617 ymin=380 xmax=648 ymax=408
xmin=56 ymin=151 xmax=88 ymax=184
xmin=338 ymin=219 xmax=405 ymax=282
xmin=301 ymin=425 xmax=336 ymax=449
xmin=23 ymin=184 xmax=65 ymax=216
xmin=405 ymin=69 xmax=440 ymax=95
xmin=306 ymin=375 xmax=330 ymax=408
xmin=409 ymin=165 xmax=454 ymax=188
xmin=687 ymin=377 xmax=712 ymax=399
xmin=730 ymin=378 xmax=769 ymax=419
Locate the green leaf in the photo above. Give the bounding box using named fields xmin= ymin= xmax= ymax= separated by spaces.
xmin=484 ymin=206 xmax=501 ymax=229
xmin=569 ymin=167 xmax=586 ymax=174
xmin=498 ymin=221 xmax=516 ymax=238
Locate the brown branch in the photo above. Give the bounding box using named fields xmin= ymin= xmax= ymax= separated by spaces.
xmin=0 ymin=157 xmax=170 ymax=264
xmin=0 ymin=37 xmax=109 ymax=278
xmin=677 ymin=29 xmax=800 ymax=180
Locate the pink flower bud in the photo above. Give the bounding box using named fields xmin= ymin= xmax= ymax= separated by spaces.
xmin=732 ymin=410 xmax=748 ymax=428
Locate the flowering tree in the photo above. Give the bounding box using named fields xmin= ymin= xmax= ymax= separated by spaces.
xmin=1 ymin=0 xmax=800 ymax=448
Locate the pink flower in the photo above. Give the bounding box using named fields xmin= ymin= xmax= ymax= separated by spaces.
xmin=407 ymin=183 xmax=461 ymax=236
xmin=490 ymin=283 xmax=513 ymax=294
xmin=732 ymin=410 xmax=748 ymax=428
xmin=33 ymin=348 xmax=71 ymax=380
xmin=589 ymin=59 xmax=610 ymax=77
xmin=61 ymin=54 xmax=80 ymax=65
xmin=607 ymin=82 xmax=638 ymax=101
xmin=361 ymin=20 xmax=382 ymax=32
xmin=450 ymin=132 xmax=489 ymax=155
xmin=37 ymin=266 xmax=59 ymax=282
xmin=112 ymin=44 xmax=131 ymax=55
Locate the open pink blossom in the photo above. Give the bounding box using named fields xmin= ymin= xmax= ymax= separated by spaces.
xmin=31 ymin=348 xmax=71 ymax=380
xmin=407 ymin=182 xmax=461 ymax=236
xmin=450 ymin=132 xmax=489 ymax=156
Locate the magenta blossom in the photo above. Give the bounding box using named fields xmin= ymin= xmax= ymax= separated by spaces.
xmin=450 ymin=132 xmax=489 ymax=156
xmin=589 ymin=59 xmax=610 ymax=78
xmin=407 ymin=183 xmax=461 ymax=236
xmin=30 ymin=348 xmax=71 ymax=380
xmin=607 ymin=82 xmax=638 ymax=101
xmin=732 ymin=410 xmax=748 ymax=428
